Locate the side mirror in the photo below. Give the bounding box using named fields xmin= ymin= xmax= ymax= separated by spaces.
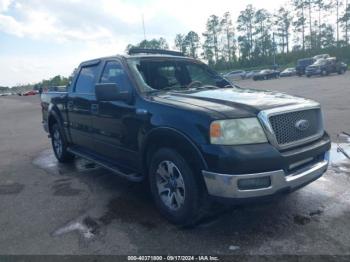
xmin=95 ymin=83 xmax=130 ymax=102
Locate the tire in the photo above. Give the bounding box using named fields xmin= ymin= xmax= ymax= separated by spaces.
xmin=338 ymin=68 xmax=345 ymax=75
xmin=306 ymin=74 xmax=311 ymax=78
xmin=321 ymin=70 xmax=327 ymax=76
xmin=148 ymin=148 xmax=207 ymax=226
xmin=50 ymin=123 xmax=74 ymax=163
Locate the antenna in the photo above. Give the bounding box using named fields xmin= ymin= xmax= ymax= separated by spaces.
xmin=142 ymin=14 xmax=146 ymax=40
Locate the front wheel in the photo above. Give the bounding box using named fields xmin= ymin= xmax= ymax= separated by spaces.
xmin=149 ymin=148 xmax=207 ymax=226
xmin=51 ymin=123 xmax=74 ymax=163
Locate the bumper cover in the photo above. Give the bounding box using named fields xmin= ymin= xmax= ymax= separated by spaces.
xmin=202 ymin=154 xmax=329 ymax=199
xmin=306 ymin=69 xmax=321 ymax=75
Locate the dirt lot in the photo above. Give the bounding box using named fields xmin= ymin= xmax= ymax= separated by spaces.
xmin=0 ymin=73 xmax=349 ymax=256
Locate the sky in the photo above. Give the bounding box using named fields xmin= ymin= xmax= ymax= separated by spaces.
xmin=0 ymin=0 xmax=286 ymax=87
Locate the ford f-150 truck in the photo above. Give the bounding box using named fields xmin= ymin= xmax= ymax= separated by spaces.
xmin=41 ymin=49 xmax=331 ymax=225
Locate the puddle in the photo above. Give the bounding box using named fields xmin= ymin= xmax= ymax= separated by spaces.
xmin=98 ymin=194 xmax=161 ymax=229
xmin=33 ymin=149 xmax=102 ymax=176
xmin=309 ymin=209 xmax=323 ymax=217
xmin=51 ymin=180 xmax=83 ymax=197
xmin=0 ymin=183 xmax=24 ymax=195
xmin=329 ymin=143 xmax=350 ymax=164
xmin=329 ymin=143 xmax=350 ymax=174
xmin=293 ymin=214 xmax=311 ymax=225
xmin=52 ymin=216 xmax=100 ymax=240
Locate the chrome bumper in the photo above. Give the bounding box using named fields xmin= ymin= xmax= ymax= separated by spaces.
xmin=202 ymin=156 xmax=329 ymax=199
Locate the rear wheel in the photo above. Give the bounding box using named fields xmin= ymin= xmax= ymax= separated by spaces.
xmin=51 ymin=123 xmax=74 ymax=163
xmin=338 ymin=68 xmax=345 ymax=74
xmin=321 ymin=69 xmax=327 ymax=76
xmin=149 ymin=148 xmax=207 ymax=226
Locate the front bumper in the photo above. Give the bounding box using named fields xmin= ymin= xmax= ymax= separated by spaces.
xmin=306 ymin=69 xmax=321 ymax=75
xmin=202 ymin=153 xmax=329 ymax=199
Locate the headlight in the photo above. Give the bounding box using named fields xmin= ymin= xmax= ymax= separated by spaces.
xmin=210 ymin=118 xmax=268 ymax=145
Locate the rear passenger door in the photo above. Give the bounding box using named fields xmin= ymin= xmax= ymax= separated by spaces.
xmin=67 ymin=62 xmax=100 ymax=151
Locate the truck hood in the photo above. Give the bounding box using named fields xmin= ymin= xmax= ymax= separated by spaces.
xmin=151 ymin=87 xmax=318 ymax=118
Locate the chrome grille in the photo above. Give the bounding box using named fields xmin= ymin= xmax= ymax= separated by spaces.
xmin=268 ymin=108 xmax=323 ymax=147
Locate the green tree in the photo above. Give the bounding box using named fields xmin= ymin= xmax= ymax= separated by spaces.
xmin=126 ymin=38 xmax=169 ymax=52
xmin=174 ymin=34 xmax=187 ymax=54
xmin=185 ymin=31 xmax=200 ymax=58
xmin=254 ymin=9 xmax=272 ymax=57
xmin=220 ymin=12 xmax=236 ymax=63
xmin=332 ymin=0 xmax=344 ymax=46
xmin=237 ymin=5 xmax=255 ymax=59
xmin=306 ymin=0 xmax=314 ymax=48
xmin=340 ymin=0 xmax=350 ymax=45
xmin=293 ymin=0 xmax=307 ymax=51
xmin=202 ymin=15 xmax=221 ymax=63
xmin=320 ymin=23 xmax=336 ymax=47
xmin=274 ymin=7 xmax=292 ymax=53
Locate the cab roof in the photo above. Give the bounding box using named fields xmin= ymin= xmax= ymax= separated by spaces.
xmin=79 ymin=49 xmax=195 ymax=67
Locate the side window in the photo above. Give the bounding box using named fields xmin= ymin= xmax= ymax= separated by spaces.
xmin=100 ymin=61 xmax=133 ymax=92
xmin=75 ymin=65 xmax=99 ymax=94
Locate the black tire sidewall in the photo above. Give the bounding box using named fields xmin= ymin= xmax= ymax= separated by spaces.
xmin=149 ymin=148 xmax=202 ymax=225
xmin=51 ymin=123 xmax=74 ymax=163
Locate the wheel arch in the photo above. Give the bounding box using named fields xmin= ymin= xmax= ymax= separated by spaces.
xmin=47 ymin=107 xmax=70 ymax=144
xmin=141 ymin=127 xmax=208 ymax=178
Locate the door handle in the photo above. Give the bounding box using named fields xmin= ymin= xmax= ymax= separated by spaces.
xmin=67 ymin=101 xmax=74 ymax=111
xmin=91 ymin=104 xmax=99 ymax=114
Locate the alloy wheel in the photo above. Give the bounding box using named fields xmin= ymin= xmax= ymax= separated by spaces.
xmin=155 ymin=160 xmax=186 ymax=211
xmin=53 ymin=128 xmax=63 ymax=158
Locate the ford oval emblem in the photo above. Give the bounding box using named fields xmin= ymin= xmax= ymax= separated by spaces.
xmin=295 ymin=119 xmax=310 ymax=131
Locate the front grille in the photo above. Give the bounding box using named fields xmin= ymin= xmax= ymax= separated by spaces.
xmin=269 ymin=109 xmax=323 ymax=147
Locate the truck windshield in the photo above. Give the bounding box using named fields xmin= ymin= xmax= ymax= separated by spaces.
xmin=127 ymin=58 xmax=232 ymax=93
xmin=313 ymin=59 xmax=327 ymax=66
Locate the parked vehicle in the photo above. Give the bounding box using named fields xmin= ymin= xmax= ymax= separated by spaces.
xmin=313 ymin=54 xmax=330 ymax=60
xmin=305 ymin=57 xmax=347 ymax=77
xmin=245 ymin=70 xmax=260 ymax=79
xmin=0 ymin=92 xmax=12 ymax=96
xmin=23 ymin=90 xmax=37 ymax=96
xmin=253 ymin=69 xmax=280 ymax=81
xmin=296 ymin=58 xmax=315 ymax=76
xmin=224 ymin=70 xmax=246 ymax=80
xmin=41 ymin=48 xmax=331 ymax=225
xmin=280 ymin=68 xmax=296 ymax=77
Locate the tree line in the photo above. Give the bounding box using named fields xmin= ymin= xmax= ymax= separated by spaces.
xmin=127 ymin=0 xmax=350 ymax=70
xmin=1 ymin=75 xmax=70 ymax=93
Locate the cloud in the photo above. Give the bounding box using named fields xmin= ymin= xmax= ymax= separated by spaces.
xmin=0 ymin=0 xmax=13 ymax=12
xmin=0 ymin=0 xmax=291 ymax=86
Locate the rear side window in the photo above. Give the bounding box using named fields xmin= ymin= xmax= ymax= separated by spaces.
xmin=75 ymin=65 xmax=99 ymax=94
xmin=100 ymin=61 xmax=133 ymax=92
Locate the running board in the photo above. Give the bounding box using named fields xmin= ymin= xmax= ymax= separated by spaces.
xmin=67 ymin=146 xmax=143 ymax=182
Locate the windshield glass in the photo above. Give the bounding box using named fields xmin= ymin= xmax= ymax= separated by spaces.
xmin=127 ymin=58 xmax=231 ymax=92
xmin=313 ymin=59 xmax=327 ymax=66
xmin=298 ymin=59 xmax=313 ymax=66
